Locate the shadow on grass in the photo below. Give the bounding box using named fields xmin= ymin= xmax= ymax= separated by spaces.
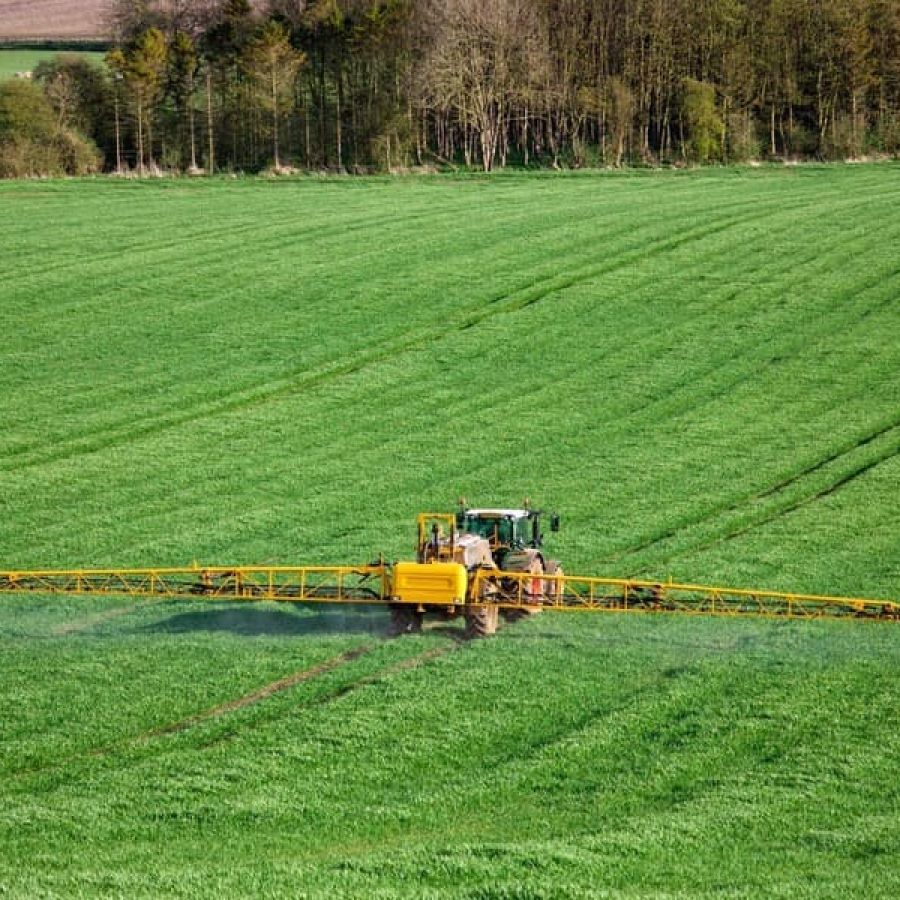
xmin=141 ymin=603 xmax=390 ymax=637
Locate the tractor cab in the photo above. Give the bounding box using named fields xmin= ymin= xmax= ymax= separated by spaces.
xmin=415 ymin=505 xmax=560 ymax=571
xmin=455 ymin=506 xmax=559 ymax=566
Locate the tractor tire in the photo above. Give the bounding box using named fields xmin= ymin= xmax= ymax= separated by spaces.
xmin=517 ymin=558 xmax=547 ymax=618
xmin=502 ymin=557 xmax=545 ymax=622
xmin=390 ymin=605 xmax=423 ymax=635
xmin=464 ymin=604 xmax=499 ymax=639
xmin=544 ymin=561 xmax=564 ymax=604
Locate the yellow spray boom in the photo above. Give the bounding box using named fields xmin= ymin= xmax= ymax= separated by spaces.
xmin=2 ymin=509 xmax=896 ymax=633
xmin=0 ymin=562 xmax=896 ymax=623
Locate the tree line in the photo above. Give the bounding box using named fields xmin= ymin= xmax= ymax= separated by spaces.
xmin=1 ymin=0 xmax=898 ymax=177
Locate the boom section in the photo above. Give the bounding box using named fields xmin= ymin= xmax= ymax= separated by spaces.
xmin=0 ymin=565 xmax=390 ymax=605
xmin=477 ymin=570 xmax=900 ymax=622
xmin=0 ymin=565 xmax=896 ymax=623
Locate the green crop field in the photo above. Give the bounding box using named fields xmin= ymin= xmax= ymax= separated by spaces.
xmin=0 ymin=48 xmax=104 ymax=80
xmin=1 ymin=165 xmax=899 ymax=896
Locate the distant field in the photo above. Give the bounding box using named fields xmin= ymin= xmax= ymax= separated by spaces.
xmin=0 ymin=0 xmax=107 ymax=40
xmin=0 ymin=48 xmax=104 ymax=79
xmin=0 ymin=166 xmax=898 ymax=895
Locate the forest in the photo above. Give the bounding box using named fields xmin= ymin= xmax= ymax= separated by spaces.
xmin=1 ymin=0 xmax=898 ymax=176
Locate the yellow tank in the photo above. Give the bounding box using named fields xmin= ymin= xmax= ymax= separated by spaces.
xmin=391 ymin=561 xmax=467 ymax=606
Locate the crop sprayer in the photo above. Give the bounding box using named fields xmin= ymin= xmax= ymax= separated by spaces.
xmin=1 ymin=504 xmax=897 ymax=637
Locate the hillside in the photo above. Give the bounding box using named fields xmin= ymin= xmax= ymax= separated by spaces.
xmin=0 ymin=166 xmax=898 ymax=895
xmin=0 ymin=0 xmax=108 ymax=41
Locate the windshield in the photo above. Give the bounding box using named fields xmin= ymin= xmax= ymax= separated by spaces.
xmin=461 ymin=515 xmax=519 ymax=545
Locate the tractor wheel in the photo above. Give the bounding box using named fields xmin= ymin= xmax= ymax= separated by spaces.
xmin=544 ymin=561 xmax=564 ymax=604
xmin=464 ymin=605 xmax=499 ymax=639
xmin=524 ymin=557 xmax=545 ymax=606
xmin=390 ymin=605 xmax=423 ymax=635
xmin=502 ymin=558 xmax=545 ymax=622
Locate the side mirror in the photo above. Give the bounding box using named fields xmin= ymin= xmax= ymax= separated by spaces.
xmin=550 ymin=514 xmax=560 ymax=532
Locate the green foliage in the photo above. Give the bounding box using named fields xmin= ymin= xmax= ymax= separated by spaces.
xmin=33 ymin=54 xmax=114 ymax=154
xmin=125 ymin=27 xmax=169 ymax=94
xmin=608 ymin=77 xmax=634 ymax=165
xmin=107 ymin=28 xmax=169 ymax=170
xmin=0 ymin=135 xmax=62 ymax=178
xmin=0 ymin=166 xmax=898 ymax=892
xmin=873 ymin=111 xmax=900 ymax=154
xmin=0 ymin=80 xmax=102 ymax=176
xmin=168 ymin=31 xmax=199 ymax=99
xmin=244 ymin=21 xmax=306 ymax=167
xmin=0 ymin=79 xmax=56 ymax=140
xmin=682 ymin=79 xmax=723 ymax=163
xmin=6 ymin=0 xmax=900 ymax=172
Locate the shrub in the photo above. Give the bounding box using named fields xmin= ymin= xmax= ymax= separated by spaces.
xmin=0 ymin=80 xmax=56 ymax=142
xmin=56 ymin=127 xmax=103 ymax=175
xmin=0 ymin=79 xmax=102 ymax=177
xmin=682 ymin=79 xmax=723 ymax=163
xmin=0 ymin=136 xmax=64 ymax=178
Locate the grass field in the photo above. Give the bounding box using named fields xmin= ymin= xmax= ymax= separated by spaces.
xmin=0 ymin=48 xmax=104 ymax=79
xmin=1 ymin=165 xmax=898 ymax=896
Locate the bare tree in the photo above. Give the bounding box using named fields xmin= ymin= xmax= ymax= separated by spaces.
xmin=106 ymin=0 xmax=220 ymax=41
xmin=423 ymin=0 xmax=545 ymax=171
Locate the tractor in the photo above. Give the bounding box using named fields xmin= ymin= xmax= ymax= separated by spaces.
xmin=390 ymin=502 xmax=562 ymax=637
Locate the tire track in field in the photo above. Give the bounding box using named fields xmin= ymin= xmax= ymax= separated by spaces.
xmin=3 ymin=643 xmax=375 ymax=781
xmin=459 ymin=646 xmax=817 ymax=822
xmin=397 ymin=198 xmax=888 ymax=471
xmin=3 ymin=183 xmax=547 ymax=310
xmin=146 ymin=644 xmax=374 ymax=738
xmin=615 ymin=414 xmax=900 ymax=565
xmin=673 ymin=437 xmax=900 ymax=559
xmin=0 ymin=203 xmax=414 ymax=292
xmin=599 ymin=271 xmax=900 ymax=569
xmin=468 ymin=192 xmax=791 ymax=320
xmin=435 ymin=243 xmax=897 ymax=571
xmin=4 ymin=191 xmax=496 ymax=313
xmin=16 ymin=191 xmax=878 ymax=554
xmin=3 ymin=180 xmax=869 ymax=479
xmin=14 ymin=178 xmax=827 ymax=449
xmin=1 ymin=189 xmax=628 ymax=459
xmin=469 ymin=211 xmax=899 ymax=467
xmin=4 ymin=639 xmax=459 ymax=787
xmin=0 ymin=194 xmax=555 ymax=459
xmin=623 ymin=425 xmax=900 ymax=578
xmin=0 ymin=195 xmax=788 ymax=476
xmin=96 ymin=192 xmax=840 ymax=536
xmin=460 ymin=660 xmax=714 ymax=793
xmin=6 ymin=183 xmax=844 ymax=546
xmin=0 ymin=185 xmax=636 ymax=457
xmin=756 ymin=416 xmax=900 ymax=500
xmin=198 ymin=642 xmax=457 ymax=749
